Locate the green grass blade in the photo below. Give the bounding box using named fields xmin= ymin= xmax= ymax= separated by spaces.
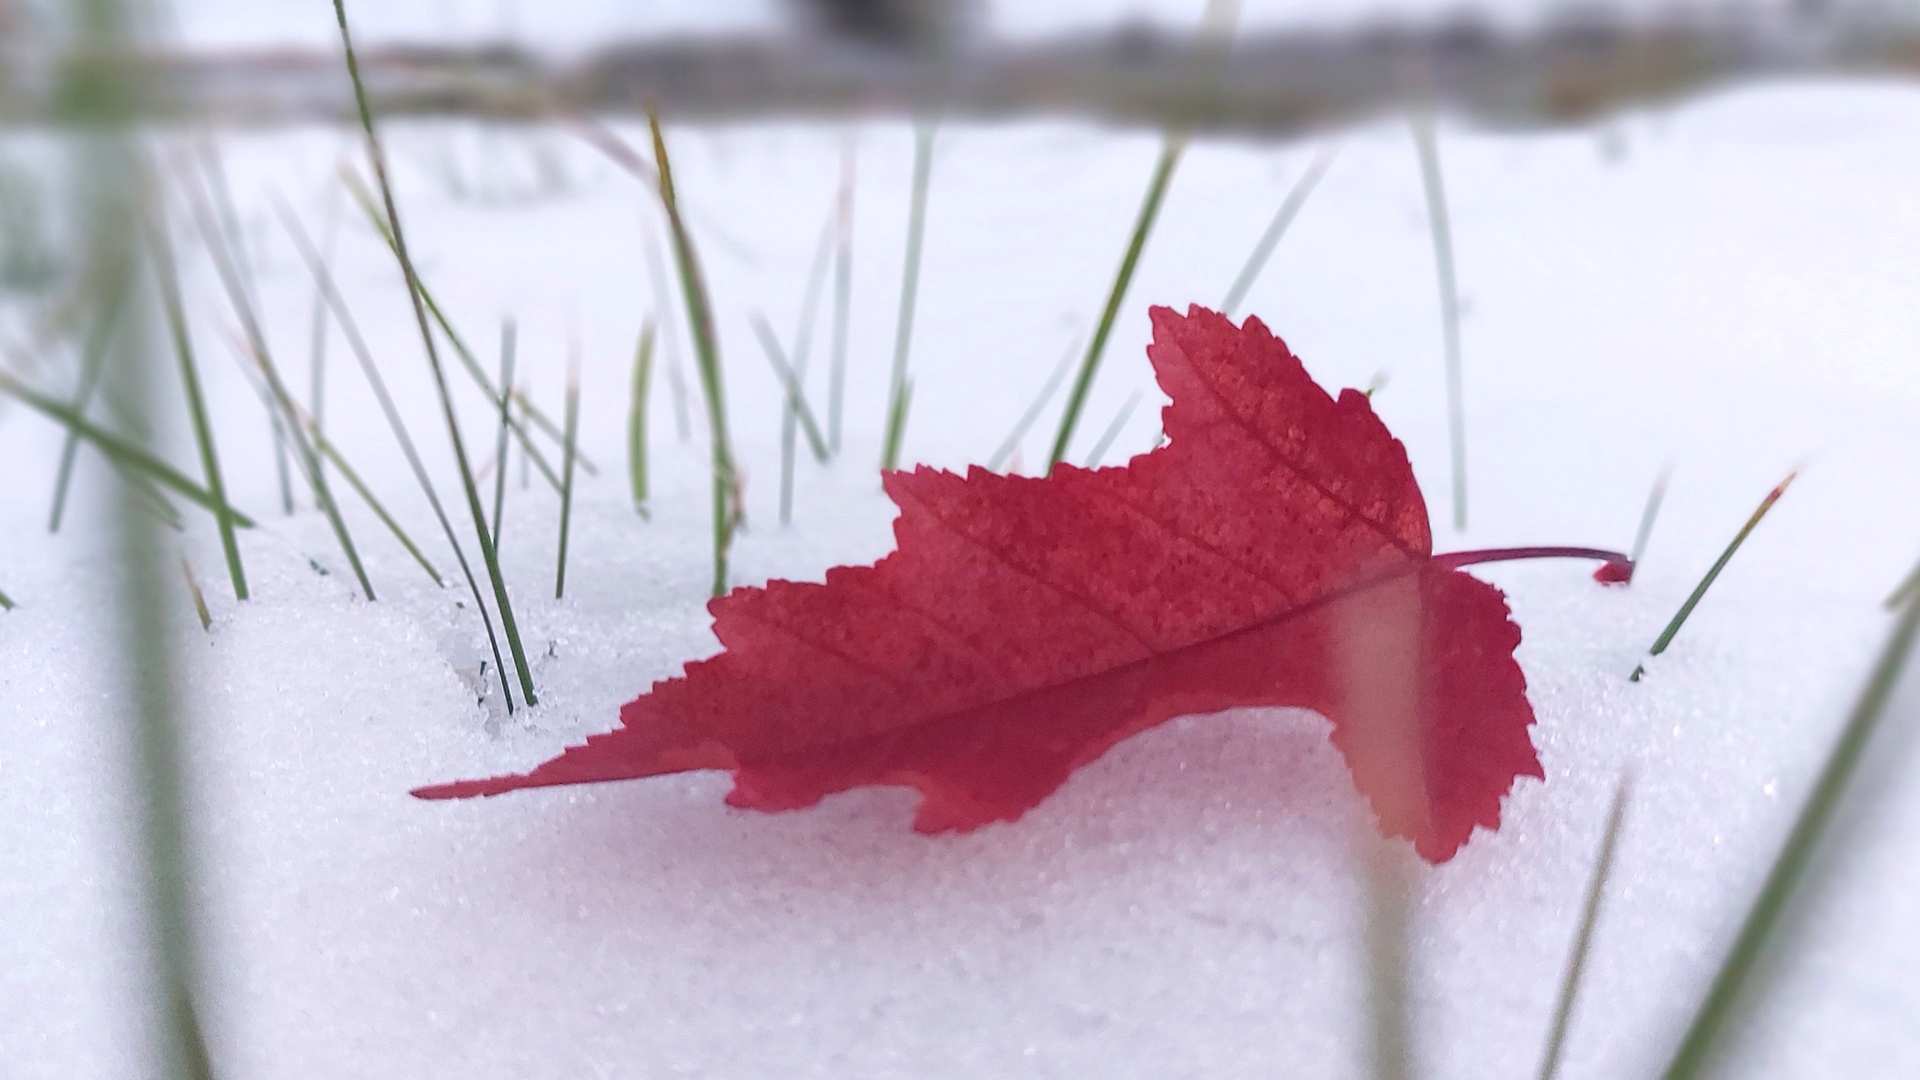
xmin=340 ymin=167 xmax=577 ymax=489
xmin=0 ymin=370 xmax=257 ymax=527
xmin=307 ymin=179 xmax=343 ymax=439
xmin=988 ymin=336 xmax=1080 ymax=473
xmin=774 ymin=209 xmax=836 ymax=522
xmin=335 ymin=0 xmax=537 ymax=703
xmin=1884 ymin=551 xmax=1920 ymax=611
xmin=647 ymin=109 xmax=741 ymax=598
xmin=751 ymin=313 xmax=830 ymax=464
xmin=555 ymin=350 xmax=580 ymax=600
xmin=0 ymin=584 xmax=15 ymax=610
xmin=1082 ymin=387 xmax=1146 ymax=469
xmin=490 ymin=320 xmax=516 ymax=552
xmin=69 ymin=2 xmax=218 ymax=1070
xmin=48 ymin=266 xmax=128 ymax=532
xmin=270 ymin=190 xmax=517 ymax=712
xmin=1221 ymin=139 xmax=1340 ymax=317
xmin=1047 ymin=137 xmax=1183 ymax=470
xmin=1629 ymin=466 xmax=1673 ymax=572
xmin=1662 ymin=585 xmax=1920 ymax=1078
xmin=1363 ymin=843 xmax=1412 ymax=1080
xmin=1537 ymin=771 xmax=1633 ymax=1080
xmin=1631 ymin=473 xmax=1794 ymax=681
xmin=1409 ymin=110 xmax=1468 ymax=531
xmin=629 ymin=318 xmax=655 ymax=515
xmin=147 ymin=220 xmax=249 ymax=602
xmin=882 ymin=122 xmax=935 ymax=472
xmin=180 ymin=556 xmax=212 ymax=632
xmin=311 ymin=426 xmax=444 ymax=588
xmin=182 ymin=162 xmax=377 ymax=600
xmin=641 ymin=228 xmax=694 ymax=442
xmin=829 ymin=135 xmax=855 ymax=454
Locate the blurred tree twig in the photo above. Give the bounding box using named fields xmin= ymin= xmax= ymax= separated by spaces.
xmin=2 ymin=9 xmax=1917 ymax=135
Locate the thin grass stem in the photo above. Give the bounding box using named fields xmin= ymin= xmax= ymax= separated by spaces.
xmin=642 ymin=227 xmax=693 ymax=442
xmin=147 ymin=219 xmax=248 ymax=601
xmin=334 ymin=0 xmax=537 ymax=704
xmin=0 ymin=369 xmax=256 ymax=526
xmin=1631 ymin=473 xmax=1794 ymax=681
xmin=1047 ymin=137 xmax=1182 ymax=470
xmin=882 ymin=121 xmax=935 ymax=472
xmin=1221 ymin=139 xmax=1340 ymax=317
xmin=647 ymin=108 xmax=741 ymax=597
xmin=777 ymin=207 xmax=837 ymax=524
xmin=555 ymin=349 xmax=580 ymax=600
xmin=269 ymin=190 xmax=517 ymax=710
xmin=751 ymin=313 xmax=830 ymax=463
xmin=629 ymin=318 xmax=655 ymax=515
xmin=1662 ymin=584 xmax=1920 ymax=1078
xmin=1884 ymin=552 xmax=1920 ymax=611
xmin=1629 ymin=467 xmax=1673 ymax=570
xmin=1537 ymin=771 xmax=1633 ymax=1080
xmin=48 ymin=266 xmax=128 ymax=532
xmin=988 ymin=336 xmax=1080 ymax=473
xmin=307 ymin=175 xmax=343 ymax=437
xmin=340 ymin=168 xmax=576 ymax=488
xmin=1409 ymin=110 xmax=1467 ymax=531
xmin=310 ymin=426 xmax=444 ymax=587
xmin=1363 ymin=842 xmax=1411 ymax=1080
xmin=180 ymin=556 xmax=212 ymax=632
xmin=181 ymin=154 xmax=375 ymax=599
xmin=0 ymin=584 xmax=15 ymax=610
xmin=1083 ymin=387 xmax=1146 ymax=468
xmin=829 ymin=134 xmax=855 ymax=454
xmin=490 ymin=320 xmax=516 ymax=551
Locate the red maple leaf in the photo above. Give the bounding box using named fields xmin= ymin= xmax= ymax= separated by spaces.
xmin=417 ymin=305 xmax=1621 ymax=862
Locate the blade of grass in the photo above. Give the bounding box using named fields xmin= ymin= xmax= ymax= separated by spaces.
xmin=555 ymin=348 xmax=580 ymax=600
xmin=180 ymin=153 xmax=376 ymax=600
xmin=307 ymin=176 xmax=343 ymax=438
xmin=1082 ymin=387 xmax=1146 ymax=468
xmin=300 ymin=417 xmax=444 ymax=587
xmin=48 ymin=265 xmax=129 ymax=532
xmin=0 ymin=369 xmax=257 ymax=526
xmin=335 ymin=0 xmax=537 ymax=703
xmin=1221 ymin=139 xmax=1341 ymax=317
xmin=1662 ymin=583 xmax=1920 ymax=1078
xmin=490 ymin=320 xmax=516 ymax=551
xmin=1884 ymin=548 xmax=1920 ymax=610
xmin=829 ymin=134 xmax=855 ymax=454
xmin=340 ymin=166 xmax=577 ymax=489
xmin=882 ymin=121 xmax=935 ymax=472
xmin=74 ymin=2 xmax=218 ymax=1071
xmin=751 ymin=313 xmax=830 ymax=463
xmin=628 ymin=318 xmax=655 ymax=515
xmin=1628 ymin=466 xmax=1673 ymax=572
xmin=147 ymin=218 xmax=248 ymax=601
xmin=988 ymin=335 xmax=1080 ymax=473
xmin=1364 ymin=842 xmax=1412 ymax=1080
xmin=642 ymin=227 xmax=693 ymax=442
xmin=1409 ymin=109 xmax=1468 ymax=531
xmin=1047 ymin=138 xmax=1182 ymax=470
xmin=179 ymin=556 xmax=212 ymax=632
xmin=269 ymin=190 xmax=517 ymax=711
xmin=1537 ymin=770 xmax=1633 ymax=1080
xmin=646 ymin=108 xmax=742 ymax=597
xmin=777 ymin=206 xmax=838 ymax=523
xmin=0 ymin=585 xmax=12 ymax=610
xmin=197 ymin=141 xmax=294 ymax=520
xmin=1631 ymin=472 xmax=1794 ymax=681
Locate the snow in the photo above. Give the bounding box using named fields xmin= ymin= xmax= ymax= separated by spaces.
xmin=7 ymin=3 xmax=1920 ymax=1076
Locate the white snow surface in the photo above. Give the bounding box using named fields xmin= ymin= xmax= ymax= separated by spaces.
xmin=8 ymin=15 xmax=1920 ymax=1079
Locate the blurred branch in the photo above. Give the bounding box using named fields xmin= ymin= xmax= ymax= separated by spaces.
xmin=3 ymin=10 xmax=1919 ymax=135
